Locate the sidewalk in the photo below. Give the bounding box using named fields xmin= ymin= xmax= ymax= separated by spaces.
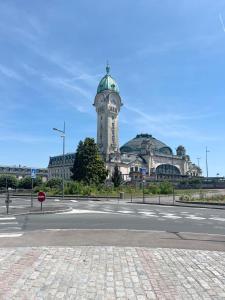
xmin=0 ymin=203 xmax=71 ymax=216
xmin=0 ymin=246 xmax=224 ymax=299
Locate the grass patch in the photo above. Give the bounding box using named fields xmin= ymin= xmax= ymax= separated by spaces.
xmin=179 ymin=194 xmax=225 ymax=204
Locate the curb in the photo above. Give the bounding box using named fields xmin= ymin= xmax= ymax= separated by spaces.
xmin=1 ymin=207 xmax=72 ymax=217
xmin=128 ymin=201 xmax=225 ymax=210
xmin=177 ymin=200 xmax=225 ymax=206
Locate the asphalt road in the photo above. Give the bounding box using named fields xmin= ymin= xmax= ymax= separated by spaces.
xmin=0 ymin=198 xmax=225 ymax=250
xmin=14 ymin=201 xmax=225 ymax=234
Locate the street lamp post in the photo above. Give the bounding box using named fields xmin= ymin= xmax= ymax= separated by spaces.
xmin=53 ymin=122 xmax=66 ymax=200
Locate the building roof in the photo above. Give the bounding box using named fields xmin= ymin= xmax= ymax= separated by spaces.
xmin=48 ymin=153 xmax=75 ymax=167
xmin=97 ymin=64 xmax=119 ymax=94
xmin=120 ymin=134 xmax=173 ymax=155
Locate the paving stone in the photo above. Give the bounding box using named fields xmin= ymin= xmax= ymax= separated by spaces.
xmin=0 ymin=246 xmax=225 ymax=299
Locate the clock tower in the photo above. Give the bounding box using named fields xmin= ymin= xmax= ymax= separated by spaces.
xmin=93 ymin=64 xmax=123 ymax=161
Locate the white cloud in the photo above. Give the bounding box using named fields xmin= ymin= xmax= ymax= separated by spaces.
xmin=123 ymin=103 xmax=221 ymax=142
xmin=42 ymin=75 xmax=92 ymax=99
xmin=0 ymin=64 xmax=24 ymax=82
xmin=0 ymin=133 xmax=55 ymax=144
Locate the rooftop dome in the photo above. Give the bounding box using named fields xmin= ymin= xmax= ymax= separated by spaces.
xmin=120 ymin=134 xmax=173 ymax=155
xmin=97 ymin=64 xmax=119 ymax=94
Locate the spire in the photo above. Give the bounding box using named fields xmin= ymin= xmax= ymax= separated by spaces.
xmin=106 ymin=61 xmax=110 ymax=75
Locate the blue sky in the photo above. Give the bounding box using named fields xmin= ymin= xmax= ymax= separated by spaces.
xmin=0 ymin=0 xmax=225 ymax=176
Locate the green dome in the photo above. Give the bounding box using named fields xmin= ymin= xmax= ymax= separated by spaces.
xmin=97 ymin=64 xmax=119 ymax=94
xmin=120 ymin=134 xmax=173 ymax=155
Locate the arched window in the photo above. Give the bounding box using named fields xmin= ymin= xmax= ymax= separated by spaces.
xmin=156 ymin=164 xmax=180 ymax=175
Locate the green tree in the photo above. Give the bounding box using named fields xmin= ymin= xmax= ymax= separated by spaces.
xmin=0 ymin=175 xmax=17 ymax=189
xmin=71 ymin=138 xmax=108 ymax=185
xmin=112 ymin=165 xmax=123 ymax=187
xmin=18 ymin=176 xmax=42 ymax=189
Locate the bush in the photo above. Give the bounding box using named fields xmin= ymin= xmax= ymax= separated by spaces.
xmin=159 ymin=181 xmax=173 ymax=194
xmin=148 ymin=184 xmax=161 ymax=195
xmin=17 ymin=176 xmax=42 ymax=189
xmin=65 ymin=181 xmax=83 ymax=195
xmin=179 ymin=194 xmax=193 ymax=201
xmin=46 ymin=178 xmax=62 ymax=189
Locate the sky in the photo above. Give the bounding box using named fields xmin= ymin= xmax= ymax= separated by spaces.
xmin=0 ymin=0 xmax=225 ymax=176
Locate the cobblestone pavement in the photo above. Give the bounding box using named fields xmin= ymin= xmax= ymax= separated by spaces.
xmin=0 ymin=247 xmax=225 ymax=300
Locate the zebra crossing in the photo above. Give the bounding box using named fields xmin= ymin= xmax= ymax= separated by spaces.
xmin=68 ymin=201 xmax=225 ymax=223
xmin=0 ymin=216 xmax=23 ymax=237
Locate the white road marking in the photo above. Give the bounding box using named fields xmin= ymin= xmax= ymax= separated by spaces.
xmin=0 ymin=233 xmax=23 ymax=238
xmin=158 ymin=212 xmax=175 ymax=215
xmin=209 ymin=217 xmax=225 ymax=222
xmin=70 ymin=200 xmax=78 ymax=203
xmin=117 ymin=211 xmax=133 ymax=214
xmin=54 ymin=199 xmax=60 ymax=202
xmin=162 ymin=215 xmax=182 ymax=219
xmin=139 ymin=212 xmax=158 ymax=217
xmin=0 ymin=222 xmax=18 ymax=225
xmin=0 ymin=217 xmax=16 ymax=220
xmin=57 ymin=209 xmax=109 ymax=214
xmin=185 ymin=216 xmax=206 ymax=220
xmin=4 ymin=227 xmax=21 ymax=230
xmin=139 ymin=211 xmax=156 ymax=214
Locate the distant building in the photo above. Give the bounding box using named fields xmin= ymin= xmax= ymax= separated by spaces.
xmin=48 ymin=64 xmax=202 ymax=181
xmin=48 ymin=153 xmax=75 ymax=180
xmin=0 ymin=165 xmax=48 ymax=182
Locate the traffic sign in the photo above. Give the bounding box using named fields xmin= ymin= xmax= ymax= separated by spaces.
xmin=140 ymin=168 xmax=147 ymax=176
xmin=31 ymin=168 xmax=37 ymax=179
xmin=38 ymin=192 xmax=46 ymax=202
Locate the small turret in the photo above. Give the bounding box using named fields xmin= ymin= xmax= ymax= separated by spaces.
xmin=176 ymin=145 xmax=186 ymax=157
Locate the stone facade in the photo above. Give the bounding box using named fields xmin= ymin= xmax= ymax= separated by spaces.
xmin=0 ymin=165 xmax=48 ymax=182
xmin=116 ymin=134 xmax=202 ymax=180
xmin=48 ymin=153 xmax=75 ymax=180
xmin=93 ymin=65 xmax=122 ymax=161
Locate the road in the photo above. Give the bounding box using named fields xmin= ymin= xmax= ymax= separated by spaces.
xmin=0 ymin=198 xmax=225 ymax=250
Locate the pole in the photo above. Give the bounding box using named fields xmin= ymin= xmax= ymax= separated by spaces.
xmin=142 ymin=180 xmax=145 ymax=203
xmin=5 ymin=177 xmax=8 ymax=214
xmin=172 ymin=154 xmax=174 ymax=181
xmin=5 ymin=177 xmax=8 ymax=193
xmin=206 ymin=147 xmax=209 ymax=179
xmin=197 ymin=157 xmax=201 ymax=168
xmin=53 ymin=123 xmax=66 ymax=201
xmin=173 ymin=186 xmax=175 ymax=205
xmin=172 ymin=154 xmax=175 ymax=205
xmin=6 ymin=191 xmax=9 ymax=215
xmin=62 ymin=121 xmax=65 ymax=201
xmin=31 ymin=178 xmax=34 ymax=208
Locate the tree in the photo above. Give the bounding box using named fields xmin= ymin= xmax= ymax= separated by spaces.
xmin=111 ymin=165 xmax=123 ymax=187
xmin=71 ymin=138 xmax=108 ymax=185
xmin=18 ymin=176 xmax=42 ymax=189
xmin=0 ymin=175 xmax=17 ymax=189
